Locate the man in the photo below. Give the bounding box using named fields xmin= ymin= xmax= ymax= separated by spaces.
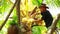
xmin=39 ymin=4 xmax=53 ymax=28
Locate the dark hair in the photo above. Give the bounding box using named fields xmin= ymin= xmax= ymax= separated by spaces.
xmin=39 ymin=4 xmax=49 ymax=9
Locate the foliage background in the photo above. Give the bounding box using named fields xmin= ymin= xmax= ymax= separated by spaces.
xmin=0 ymin=0 xmax=60 ymax=34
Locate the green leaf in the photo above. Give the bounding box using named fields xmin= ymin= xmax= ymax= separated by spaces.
xmin=32 ymin=26 xmax=41 ymax=34
xmin=32 ymin=26 xmax=47 ymax=34
xmin=32 ymin=0 xmax=43 ymax=6
xmin=12 ymin=8 xmax=18 ymax=22
xmin=9 ymin=20 xmax=18 ymax=25
xmin=57 ymin=20 xmax=60 ymax=28
xmin=46 ymin=0 xmax=60 ymax=7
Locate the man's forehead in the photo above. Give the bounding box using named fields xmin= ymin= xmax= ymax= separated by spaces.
xmin=39 ymin=7 xmax=46 ymax=8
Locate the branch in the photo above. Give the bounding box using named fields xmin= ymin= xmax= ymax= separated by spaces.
xmin=0 ymin=0 xmax=18 ymax=31
xmin=16 ymin=0 xmax=21 ymax=25
xmin=47 ymin=14 xmax=60 ymax=34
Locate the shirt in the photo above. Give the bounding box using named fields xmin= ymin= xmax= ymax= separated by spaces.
xmin=41 ymin=10 xmax=53 ymax=28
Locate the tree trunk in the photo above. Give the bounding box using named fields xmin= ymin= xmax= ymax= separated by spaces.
xmin=8 ymin=25 xmax=19 ymax=34
xmin=47 ymin=14 xmax=60 ymax=34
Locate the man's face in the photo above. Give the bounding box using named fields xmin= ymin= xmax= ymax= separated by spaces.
xmin=39 ymin=7 xmax=46 ymax=12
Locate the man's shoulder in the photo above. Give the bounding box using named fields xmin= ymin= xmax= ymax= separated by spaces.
xmin=41 ymin=10 xmax=50 ymax=15
xmin=45 ymin=10 xmax=51 ymax=14
xmin=46 ymin=10 xmax=50 ymax=12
